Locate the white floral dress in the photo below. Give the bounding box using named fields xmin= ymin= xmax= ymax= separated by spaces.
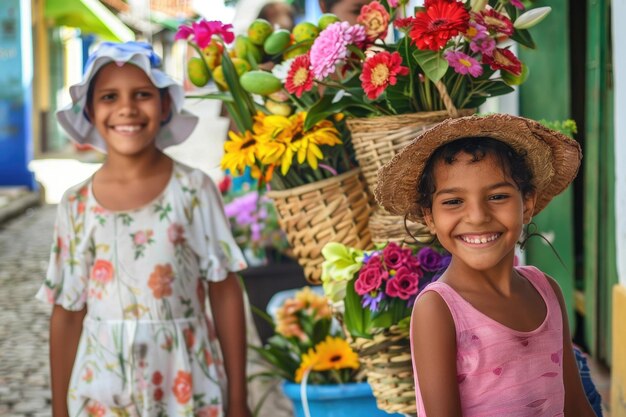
xmin=36 ymin=161 xmax=247 ymax=417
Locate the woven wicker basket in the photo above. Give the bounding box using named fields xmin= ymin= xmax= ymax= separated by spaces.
xmin=267 ymin=168 xmax=373 ymax=284
xmin=347 ymin=82 xmax=474 ymax=245
xmin=350 ymin=325 xmax=416 ymax=416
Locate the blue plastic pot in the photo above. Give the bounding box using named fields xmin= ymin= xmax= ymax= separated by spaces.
xmin=282 ymin=381 xmax=403 ymax=417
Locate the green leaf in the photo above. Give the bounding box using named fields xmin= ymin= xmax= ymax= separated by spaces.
xmin=185 ymin=92 xmax=235 ymax=102
xmin=481 ymin=80 xmax=515 ymax=97
xmin=220 ymin=51 xmax=255 ymax=131
xmin=412 ymin=49 xmax=449 ymax=83
xmin=344 ymin=281 xmax=372 ymax=338
xmin=304 ymin=95 xmax=381 ymax=131
xmin=510 ymin=28 xmax=536 ymax=49
xmin=385 ymin=78 xmax=414 ymax=115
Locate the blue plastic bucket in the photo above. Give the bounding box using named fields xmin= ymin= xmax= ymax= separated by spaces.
xmin=281 ymin=381 xmax=402 ymax=417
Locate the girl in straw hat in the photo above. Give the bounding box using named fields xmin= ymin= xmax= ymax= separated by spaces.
xmin=36 ymin=42 xmax=251 ymax=417
xmin=375 ymin=114 xmax=597 ymax=416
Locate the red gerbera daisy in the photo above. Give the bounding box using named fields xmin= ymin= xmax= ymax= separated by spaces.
xmin=285 ymin=54 xmax=314 ymax=98
xmin=483 ymin=47 xmax=522 ymax=75
xmin=473 ymin=9 xmax=514 ymax=36
xmin=409 ymin=0 xmax=470 ymax=51
xmin=360 ymin=51 xmax=409 ymax=100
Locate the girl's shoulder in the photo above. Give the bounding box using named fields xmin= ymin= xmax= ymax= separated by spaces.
xmin=58 ymin=176 xmax=93 ymax=213
xmin=171 ymin=160 xmax=218 ymax=193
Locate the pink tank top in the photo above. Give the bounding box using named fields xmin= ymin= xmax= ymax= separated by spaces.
xmin=411 ymin=266 xmax=565 ymax=417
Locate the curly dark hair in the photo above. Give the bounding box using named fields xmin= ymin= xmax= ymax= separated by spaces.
xmin=417 ymin=137 xmax=535 ymax=210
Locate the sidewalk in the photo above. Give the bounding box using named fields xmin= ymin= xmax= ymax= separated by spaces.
xmin=0 ymin=186 xmax=41 ymax=225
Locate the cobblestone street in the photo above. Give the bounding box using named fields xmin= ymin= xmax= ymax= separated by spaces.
xmin=0 ymin=205 xmax=55 ymax=417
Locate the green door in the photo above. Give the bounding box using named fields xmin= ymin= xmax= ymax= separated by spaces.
xmin=518 ymin=0 xmax=576 ymax=325
xmin=583 ymin=0 xmax=616 ymax=363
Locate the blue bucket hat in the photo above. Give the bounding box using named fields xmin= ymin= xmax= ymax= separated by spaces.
xmin=56 ymin=41 xmax=199 ymax=153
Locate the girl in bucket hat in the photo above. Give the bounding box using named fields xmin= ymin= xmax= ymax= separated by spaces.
xmin=376 ymin=114 xmax=597 ymax=416
xmin=37 ymin=42 xmax=252 ymax=417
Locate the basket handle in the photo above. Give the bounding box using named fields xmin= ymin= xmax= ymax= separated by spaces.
xmin=435 ymin=80 xmax=459 ymax=118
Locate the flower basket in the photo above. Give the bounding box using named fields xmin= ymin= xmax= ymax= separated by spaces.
xmin=347 ymin=94 xmax=474 ymax=244
xmin=267 ymin=168 xmax=373 ymax=284
xmin=349 ymin=325 xmax=416 ymax=416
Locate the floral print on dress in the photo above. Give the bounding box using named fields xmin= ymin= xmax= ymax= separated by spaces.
xmin=35 ymin=162 xmax=247 ymax=416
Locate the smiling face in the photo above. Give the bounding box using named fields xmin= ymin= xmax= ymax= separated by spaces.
xmin=423 ymin=151 xmax=536 ymax=276
xmin=88 ymin=62 xmax=170 ymax=157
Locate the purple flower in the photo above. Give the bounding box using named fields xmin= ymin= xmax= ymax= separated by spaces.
xmin=444 ymin=51 xmax=483 ymax=78
xmin=385 ymin=267 xmax=421 ymax=300
xmin=509 ymin=0 xmax=525 ymax=10
xmin=417 ymin=247 xmax=443 ymax=272
xmin=362 ymin=291 xmax=383 ymax=312
xmin=470 ymin=33 xmax=496 ymax=56
xmin=310 ymin=21 xmax=366 ymax=80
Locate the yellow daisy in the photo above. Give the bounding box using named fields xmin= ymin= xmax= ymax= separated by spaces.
xmin=220 ymin=130 xmax=257 ymax=175
xmin=295 ymin=348 xmax=320 ymax=382
xmin=312 ymin=336 xmax=359 ymax=372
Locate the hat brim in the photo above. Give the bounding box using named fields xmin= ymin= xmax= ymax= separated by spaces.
xmin=56 ymin=51 xmax=198 ymax=153
xmin=374 ymin=114 xmax=582 ymax=222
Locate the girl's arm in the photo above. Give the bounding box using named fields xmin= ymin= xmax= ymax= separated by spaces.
xmin=546 ymin=276 xmax=598 ymax=416
xmin=208 ymin=272 xmax=251 ymax=417
xmin=411 ymin=291 xmax=461 ymax=417
xmin=50 ymin=305 xmax=86 ymax=417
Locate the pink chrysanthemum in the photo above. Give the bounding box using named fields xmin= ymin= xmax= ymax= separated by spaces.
xmin=474 ymin=9 xmax=514 ymax=36
xmin=483 ymin=47 xmax=522 ymax=75
xmin=445 ymin=51 xmax=483 ymax=77
xmin=360 ymin=51 xmax=409 ymax=99
xmin=175 ymin=20 xmax=234 ymax=48
xmin=310 ymin=22 xmax=366 ymax=80
xmin=285 ymin=54 xmax=314 ymax=98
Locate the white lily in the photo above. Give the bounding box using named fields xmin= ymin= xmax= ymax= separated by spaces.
xmin=514 ymin=7 xmax=552 ymax=30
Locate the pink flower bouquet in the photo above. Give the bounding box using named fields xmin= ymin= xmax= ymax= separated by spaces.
xmin=321 ymin=241 xmax=450 ymax=338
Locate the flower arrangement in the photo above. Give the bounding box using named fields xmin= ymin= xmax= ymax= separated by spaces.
xmin=223 ymin=189 xmax=289 ymax=261
xmin=175 ymin=19 xmax=357 ymax=190
xmin=292 ymin=0 xmax=552 ymax=127
xmin=321 ymin=242 xmax=450 ymax=338
xmin=252 ymin=287 xmax=361 ymax=385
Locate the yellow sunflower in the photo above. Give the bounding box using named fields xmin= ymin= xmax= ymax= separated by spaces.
xmin=295 ymin=348 xmax=320 ymax=383
xmin=220 ymin=130 xmax=257 ymax=175
xmin=312 ymin=336 xmax=359 ymax=372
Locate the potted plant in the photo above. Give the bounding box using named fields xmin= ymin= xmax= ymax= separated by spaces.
xmin=250 ymin=287 xmax=401 ymax=417
xmin=321 ymin=241 xmax=450 ymax=415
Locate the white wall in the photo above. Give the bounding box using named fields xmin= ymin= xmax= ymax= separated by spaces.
xmin=612 ymin=0 xmax=626 ymax=286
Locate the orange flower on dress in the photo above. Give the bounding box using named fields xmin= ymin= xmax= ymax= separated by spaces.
xmin=154 ymin=387 xmax=164 ymax=401
xmin=82 ymin=367 xmax=94 ymax=383
xmin=85 ymin=401 xmax=106 ymax=417
xmin=152 ymin=371 xmax=163 ymax=385
xmin=168 ymin=223 xmax=186 ymax=245
xmin=196 ymin=405 xmax=221 ymax=417
xmin=183 ymin=327 xmax=196 ymax=350
xmin=172 ymin=370 xmax=193 ymax=404
xmin=148 ymin=264 xmax=174 ymax=298
xmin=91 ymin=259 xmax=114 ymax=286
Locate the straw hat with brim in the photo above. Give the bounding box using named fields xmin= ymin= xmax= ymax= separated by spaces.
xmin=56 ymin=41 xmax=199 ymax=153
xmin=375 ymin=114 xmax=582 ymax=223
